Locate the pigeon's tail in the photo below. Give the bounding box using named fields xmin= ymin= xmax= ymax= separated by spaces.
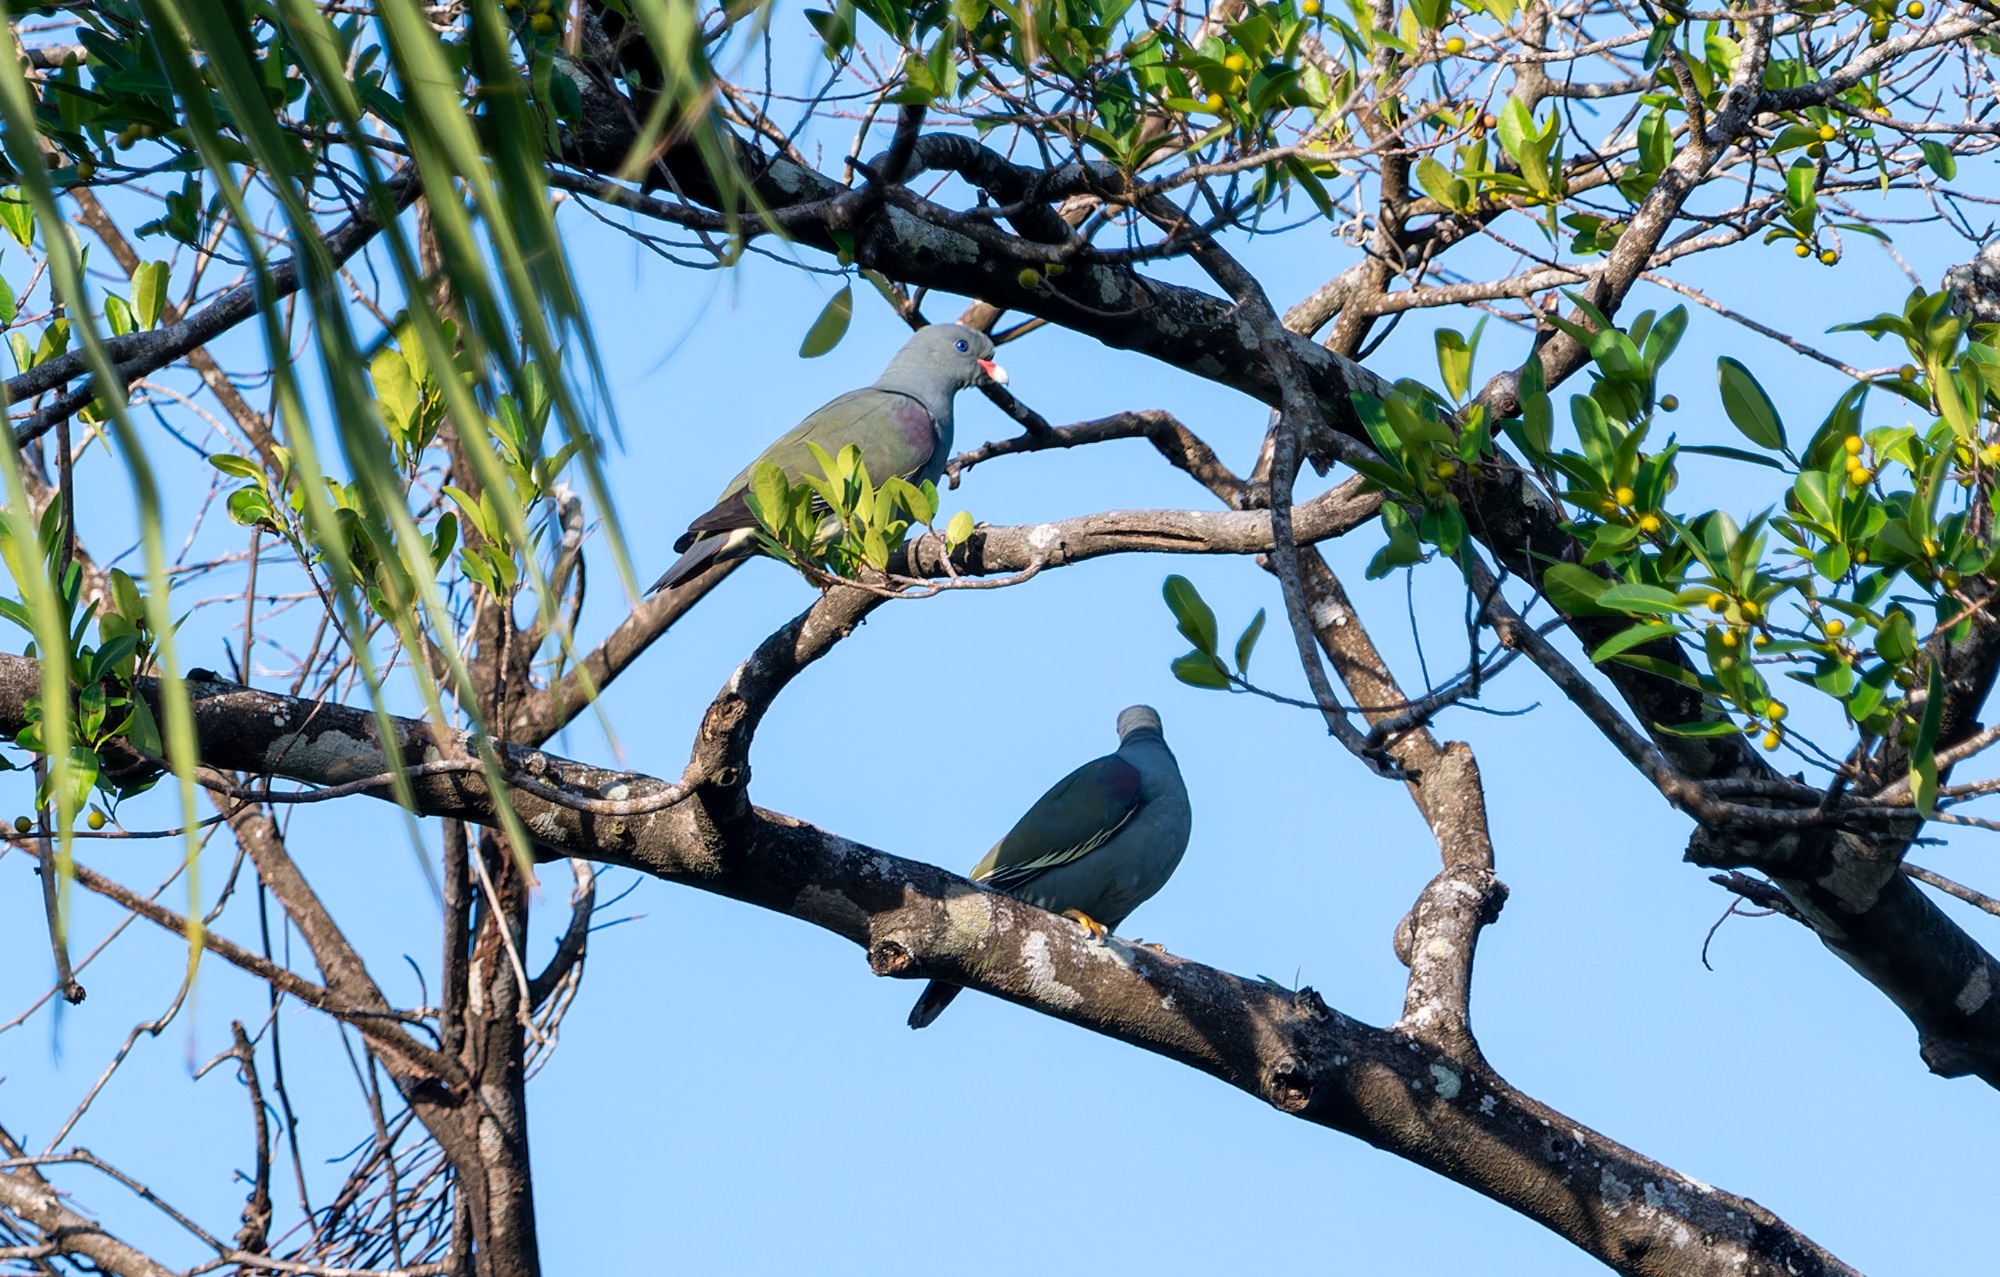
xmin=906 ymin=980 xmax=963 ymax=1030
xmin=648 ymin=528 xmax=756 ymax=594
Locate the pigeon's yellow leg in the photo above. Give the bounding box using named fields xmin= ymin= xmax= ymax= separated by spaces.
xmin=1062 ymin=909 xmax=1108 ymax=940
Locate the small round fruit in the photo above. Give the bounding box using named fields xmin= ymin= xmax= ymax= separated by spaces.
xmin=1637 ymin=513 xmax=1662 ymax=533
xmin=1444 ymin=35 xmax=1466 ymax=53
xmin=1481 ymin=111 xmax=1498 ymax=129
xmin=1660 ymin=394 xmax=1679 ymax=411
xmin=12 ymin=816 xmax=29 ymax=834
xmin=1982 ymin=444 xmax=2000 ymax=465
xmin=74 ymin=160 xmax=95 ymax=181
xmin=1850 ymin=466 xmax=1875 ymax=484
xmin=1906 ymin=1 xmax=1924 ymax=16
xmin=1825 ymin=618 xmax=1847 ymax=638
xmin=86 ymin=808 xmax=105 ymax=831
xmin=1205 ymin=92 xmax=1224 ymax=111
xmin=1818 ymin=123 xmax=1838 ymax=141
xmin=1435 ymin=459 xmax=1458 ymax=479
xmin=1869 ymin=17 xmax=1889 ymax=40
xmin=528 ymin=11 xmax=553 ymax=32
xmin=1795 ymin=243 xmax=1811 ymax=257
xmin=1844 ymin=434 xmax=1863 ymax=455
xmin=1806 ymin=141 xmax=1825 ymax=158
xmin=1016 ymin=267 xmax=1041 ymax=289
xmin=1820 ymin=249 xmax=1839 ymax=265
xmin=1302 ymin=0 xmax=1322 ymax=14
xmin=1754 ymin=632 xmax=1772 ymax=648
xmin=1942 ymin=568 xmax=1961 ymax=589
xmin=1769 ymin=702 xmax=1788 ymax=721
xmin=1661 ymin=9 xmax=1678 ymax=23
xmin=1899 ymin=364 xmax=1918 ymax=380
xmin=1762 ymin=729 xmax=1782 ymax=751
xmin=1224 ymin=53 xmax=1247 ymax=72
xmin=1615 ymin=485 xmax=1636 ymax=506
xmin=1721 ymin=628 xmax=1740 ymax=648
xmin=1716 ymin=654 xmax=1738 ymax=671
xmin=1855 ymin=548 xmax=1870 ymax=564
xmin=1707 ymin=593 xmax=1727 ymax=611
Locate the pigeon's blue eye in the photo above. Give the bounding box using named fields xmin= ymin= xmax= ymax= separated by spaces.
xmin=955 ymin=339 xmax=969 ymax=353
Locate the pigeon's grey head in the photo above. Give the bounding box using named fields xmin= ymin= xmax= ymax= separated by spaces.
xmin=1116 ymin=705 xmax=1165 ymax=741
xmin=880 ymin=323 xmax=1008 ymax=395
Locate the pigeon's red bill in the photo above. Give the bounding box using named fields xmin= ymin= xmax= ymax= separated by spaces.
xmin=979 ymin=358 xmax=1009 ymax=385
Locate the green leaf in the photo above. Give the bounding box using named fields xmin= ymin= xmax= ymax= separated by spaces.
xmin=945 ymin=508 xmax=975 ymax=550
xmin=1594 ymin=583 xmax=1689 ymax=616
xmin=132 ymin=259 xmax=168 ymax=329
xmin=1654 ymin=718 xmax=1745 ymax=738
xmin=1543 ymin=562 xmax=1612 ymax=615
xmin=799 ymin=286 xmax=854 ymax=358
xmin=1919 ymin=140 xmax=1956 ymax=181
xmin=1434 ymin=327 xmax=1473 ymax=402
xmin=102 ymin=294 xmax=135 ymax=338
xmin=1234 ymin=607 xmax=1266 ymax=675
xmin=1171 ymin=650 xmax=1232 ymax=689
xmin=1162 ymin=574 xmax=1219 ymax=654
xmin=1716 ymin=357 xmax=1786 ymax=451
xmin=1590 ymin=621 xmax=1684 ymax=663
xmin=0 ymin=189 xmax=33 ymax=248
xmin=1912 ymin=662 xmax=1944 ymax=817
xmin=208 ymin=453 xmax=263 ymax=481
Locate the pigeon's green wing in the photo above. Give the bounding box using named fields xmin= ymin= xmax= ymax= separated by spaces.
xmin=972 ymin=754 xmax=1145 ymax=893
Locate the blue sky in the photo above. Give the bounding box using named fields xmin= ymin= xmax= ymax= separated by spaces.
xmin=3 ymin=54 xmax=2000 ymax=1275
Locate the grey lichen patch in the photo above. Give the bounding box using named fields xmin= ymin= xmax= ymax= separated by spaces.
xmin=1428 ymin=1061 xmax=1462 ymax=1099
xmin=529 ymin=809 xmax=564 ymax=839
xmin=884 ymin=207 xmax=979 ymax=264
xmin=1956 ymin=963 xmax=1992 ymax=1014
xmin=793 ymin=884 xmax=870 ymax=940
xmin=942 ymin=886 xmax=999 ymax=949
xmin=262 ymin=728 xmax=391 ymax=784
xmin=1020 ymin=930 xmax=1082 ymax=1010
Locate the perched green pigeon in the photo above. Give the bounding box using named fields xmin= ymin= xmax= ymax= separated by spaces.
xmin=908 ymin=705 xmax=1193 ymax=1029
xmin=649 ymin=323 xmax=1007 ymax=592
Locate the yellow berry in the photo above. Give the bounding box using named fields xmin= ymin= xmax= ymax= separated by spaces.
xmin=1660 ymin=395 xmax=1679 ymax=411
xmin=528 ymin=11 xmax=553 ymax=32
xmin=1818 ymin=124 xmax=1838 ymax=142
xmin=1707 ymin=593 xmax=1727 ymax=610
xmin=1615 ymin=486 xmax=1636 ymax=507
xmin=1741 ymin=599 xmax=1760 ymax=619
xmin=1637 ymin=513 xmax=1662 ymax=533
xmin=1205 ymin=92 xmax=1224 ymax=111
xmin=1224 ymin=53 xmax=1247 ymax=72
xmin=1045 ymin=263 xmax=1066 ymax=276
xmin=1721 ymin=629 xmax=1739 ymax=648
xmin=1435 ymin=459 xmax=1458 ymax=479
xmin=1900 ymin=364 xmax=1919 ymax=380
xmin=1806 ymin=141 xmax=1825 ymax=159
xmin=1870 ymin=18 xmax=1888 ymax=40
xmin=1769 ymin=702 xmax=1788 ymax=721
xmin=1982 ymin=444 xmax=2000 ymax=465
xmin=1716 ymin=654 xmax=1737 ymax=671
xmin=1302 ymin=0 xmax=1322 ymax=14
xmin=1754 ymin=632 xmax=1772 ymax=648
xmin=86 ymin=808 xmax=105 ymax=830
xmin=12 ymin=816 xmax=29 ymax=834
xmin=1825 ymin=618 xmax=1846 ymax=638
xmin=1851 ymin=467 xmax=1875 ymax=484
xmin=1855 ymin=548 xmax=1870 ymax=564
xmin=1921 ymin=537 xmax=1937 ymax=556
xmin=1821 ymin=249 xmax=1839 ymax=265
xmin=1844 ymin=434 xmax=1863 ymax=455
xmin=74 ymin=160 xmax=96 ymax=181
xmin=1017 ymin=267 xmax=1042 ymax=289
xmin=1661 ymin=10 xmax=1678 ymax=23
xmin=1444 ymin=36 xmax=1466 ymax=54
xmin=1762 ymin=729 xmax=1782 ymax=751
xmin=1943 ymin=568 xmax=1961 ymax=589
xmin=1906 ymin=1 xmax=1924 ymax=16
xmin=1795 ymin=243 xmax=1811 ymax=257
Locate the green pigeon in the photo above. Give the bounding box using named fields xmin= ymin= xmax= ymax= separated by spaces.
xmin=908 ymin=705 xmax=1193 ymax=1029
xmin=649 ymin=323 xmax=1006 ymax=592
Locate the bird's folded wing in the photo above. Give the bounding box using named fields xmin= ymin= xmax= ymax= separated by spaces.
xmin=973 ymin=755 xmax=1145 ymax=892
xmin=674 ymin=491 xmax=755 ymax=552
xmin=717 ymin=388 xmax=938 ymax=496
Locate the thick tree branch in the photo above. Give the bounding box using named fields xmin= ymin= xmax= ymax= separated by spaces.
xmin=0 ymin=657 xmax=1852 ymax=1276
